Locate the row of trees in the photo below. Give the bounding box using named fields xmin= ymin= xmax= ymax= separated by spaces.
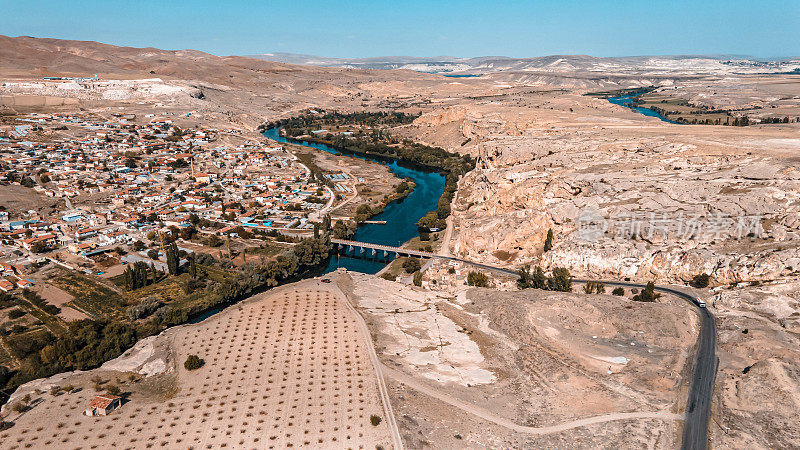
xmin=516 ymin=265 xmax=573 ymax=292
xmin=262 ymin=111 xmax=420 ymax=133
xmin=2 ymin=235 xmax=334 ymax=394
xmin=122 ymin=261 xmax=159 ymax=291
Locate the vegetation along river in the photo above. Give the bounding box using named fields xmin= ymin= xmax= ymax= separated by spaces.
xmin=607 ymin=94 xmax=680 ymax=124
xmin=263 ymin=127 xmax=446 ymax=274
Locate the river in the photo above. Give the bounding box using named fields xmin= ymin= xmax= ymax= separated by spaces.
xmin=607 ymin=94 xmax=680 ymax=124
xmin=263 ymin=127 xmax=445 ymax=274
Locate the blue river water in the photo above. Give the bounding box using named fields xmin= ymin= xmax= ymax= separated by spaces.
xmin=263 ymin=128 xmax=445 ymax=274
xmin=607 ymin=94 xmax=680 ymax=124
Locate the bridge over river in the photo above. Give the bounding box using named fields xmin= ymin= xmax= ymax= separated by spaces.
xmin=330 ymin=238 xmax=518 ymax=276
xmin=331 ymin=237 xmax=716 ymax=450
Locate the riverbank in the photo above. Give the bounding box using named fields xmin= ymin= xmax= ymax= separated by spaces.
xmin=286 ymin=140 xmax=414 ymax=220
xmin=264 ymin=126 xmax=458 ymax=275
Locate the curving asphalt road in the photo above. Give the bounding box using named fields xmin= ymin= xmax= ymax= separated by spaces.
xmin=337 ymin=241 xmax=717 ymax=448
xmin=585 ymin=280 xmax=716 ymax=450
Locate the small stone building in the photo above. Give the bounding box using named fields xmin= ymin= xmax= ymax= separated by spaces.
xmin=84 ymin=395 xmax=122 ymax=416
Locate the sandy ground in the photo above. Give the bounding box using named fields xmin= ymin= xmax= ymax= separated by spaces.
xmin=33 ymin=282 xmax=89 ymax=322
xmin=707 ymin=280 xmax=800 ymax=449
xmin=338 ymin=271 xmax=698 ymax=448
xmin=1 ymin=278 xmax=395 ymax=449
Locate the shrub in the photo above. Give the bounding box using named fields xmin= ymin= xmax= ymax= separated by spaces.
xmin=692 ymin=273 xmax=710 ymax=288
xmin=11 ymin=402 xmax=27 ymax=413
xmin=467 ymin=271 xmax=489 ymax=287
xmin=632 ymin=282 xmax=661 ymax=302
xmin=184 ymin=355 xmax=205 ymax=371
xmin=402 ymin=257 xmax=421 ymax=274
xmin=543 ymin=228 xmax=554 ymax=252
xmin=413 ymin=271 xmax=422 ymax=287
xmin=380 ymin=273 xmax=396 ymax=281
xmin=370 ymin=415 xmax=382 ymax=426
xmin=612 ymin=287 xmax=625 ymax=296
xmin=106 ymin=384 xmax=121 ymax=396
xmin=547 ymin=267 xmax=572 ymax=292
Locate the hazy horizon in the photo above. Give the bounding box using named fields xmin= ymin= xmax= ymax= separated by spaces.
xmin=2 ymin=1 xmax=798 ymax=59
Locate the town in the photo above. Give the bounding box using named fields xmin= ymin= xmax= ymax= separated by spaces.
xmin=0 ymin=109 xmax=339 ymax=312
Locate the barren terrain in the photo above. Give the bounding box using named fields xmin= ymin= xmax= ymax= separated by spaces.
xmin=2 ymin=35 xmax=800 ymax=448
xmin=338 ymin=271 xmax=698 ymax=448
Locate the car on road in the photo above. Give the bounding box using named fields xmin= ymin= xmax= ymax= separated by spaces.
xmin=697 ymin=297 xmax=706 ymax=308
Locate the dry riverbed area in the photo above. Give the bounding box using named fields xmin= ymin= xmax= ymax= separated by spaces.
xmin=337 ymin=271 xmax=697 ymax=448
xmin=0 ymin=279 xmax=394 ymax=449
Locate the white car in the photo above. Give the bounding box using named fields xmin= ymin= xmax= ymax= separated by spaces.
xmin=697 ymin=297 xmax=706 ymax=308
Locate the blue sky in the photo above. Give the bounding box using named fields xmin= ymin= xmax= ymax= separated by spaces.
xmin=2 ymin=0 xmax=798 ymax=58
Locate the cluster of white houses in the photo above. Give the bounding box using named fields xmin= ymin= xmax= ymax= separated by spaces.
xmin=0 ymin=112 xmax=333 ymax=286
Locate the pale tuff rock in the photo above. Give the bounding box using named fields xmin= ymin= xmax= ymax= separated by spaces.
xmin=348 ymin=273 xmax=495 ymax=386
xmin=427 ymin=100 xmax=800 ymax=284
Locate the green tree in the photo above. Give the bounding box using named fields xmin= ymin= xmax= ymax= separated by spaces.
xmin=166 ymin=242 xmax=180 ymax=275
xmin=354 ymin=204 xmax=372 ymax=222
xmin=543 ymin=228 xmax=554 ymax=252
xmin=467 ymin=271 xmax=489 ymax=287
xmin=692 ymin=273 xmax=710 ymax=288
xmin=413 ymin=271 xmax=423 ymax=286
xmin=189 ymin=253 xmax=197 ymax=279
xmin=548 ymin=267 xmax=572 ymax=292
xmin=633 ymin=281 xmax=660 ymax=302
xmin=402 ymin=257 xmax=421 ymax=273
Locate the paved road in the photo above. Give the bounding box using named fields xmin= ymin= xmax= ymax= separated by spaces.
xmin=579 ymin=279 xmax=716 ymax=450
xmin=338 ymin=240 xmax=717 ymax=448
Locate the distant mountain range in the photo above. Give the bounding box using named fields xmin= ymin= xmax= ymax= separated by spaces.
xmin=247 ymin=53 xmax=800 ymax=76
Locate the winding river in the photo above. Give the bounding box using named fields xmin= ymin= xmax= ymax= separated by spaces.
xmin=263 ymin=128 xmax=445 ymax=274
xmin=607 ymin=94 xmax=680 ymax=124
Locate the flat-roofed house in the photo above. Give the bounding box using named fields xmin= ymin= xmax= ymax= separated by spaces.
xmin=84 ymin=395 xmax=122 ymax=416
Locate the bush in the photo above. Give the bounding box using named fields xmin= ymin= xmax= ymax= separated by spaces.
xmin=692 ymin=273 xmax=710 ymax=288
xmin=402 ymin=257 xmax=421 ymax=274
xmin=547 ymin=267 xmax=572 ymax=292
xmin=11 ymin=402 xmax=27 ymax=413
xmin=370 ymin=414 xmax=382 ymax=426
xmin=632 ymin=282 xmax=661 ymax=302
xmin=106 ymin=384 xmax=121 ymax=396
xmin=413 ymin=271 xmax=422 ymax=287
xmin=380 ymin=273 xmax=396 ymax=281
xmin=612 ymin=287 xmax=625 ymax=296
xmin=127 ymin=297 xmax=162 ymax=320
xmin=184 ymin=354 xmax=205 ymax=371
xmin=467 ymin=271 xmax=489 ymax=287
